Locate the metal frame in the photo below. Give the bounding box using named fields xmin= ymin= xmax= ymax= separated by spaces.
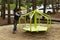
xmin=18 ymin=10 xmax=51 ymax=32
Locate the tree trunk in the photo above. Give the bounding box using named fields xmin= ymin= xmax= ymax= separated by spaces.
xmin=19 ymin=0 xmax=21 ymax=9
xmin=58 ymin=0 xmax=59 ymax=10
xmin=26 ymin=0 xmax=30 ymax=13
xmin=32 ymin=0 xmax=36 ymax=10
xmin=43 ymin=0 xmax=46 ymax=13
xmin=32 ymin=0 xmax=36 ymax=22
xmin=58 ymin=0 xmax=59 ymax=9
xmin=1 ymin=0 xmax=3 ymax=17
xmin=52 ymin=0 xmax=55 ymax=14
xmin=8 ymin=0 xmax=11 ymax=24
xmin=16 ymin=0 xmax=18 ymax=8
xmin=56 ymin=0 xmax=59 ymax=13
xmin=3 ymin=0 xmax=5 ymax=19
xmin=42 ymin=0 xmax=46 ymax=19
xmin=1 ymin=0 xmax=5 ymax=19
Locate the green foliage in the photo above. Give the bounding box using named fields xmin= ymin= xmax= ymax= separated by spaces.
xmin=10 ymin=0 xmax=14 ymax=4
xmin=10 ymin=4 xmax=27 ymax=10
xmin=0 ymin=4 xmax=27 ymax=10
xmin=21 ymin=6 xmax=27 ymax=10
xmin=26 ymin=0 xmax=44 ymax=7
xmin=0 ymin=0 xmax=2 ymax=4
xmin=10 ymin=4 xmax=15 ymax=10
xmin=36 ymin=0 xmax=44 ymax=6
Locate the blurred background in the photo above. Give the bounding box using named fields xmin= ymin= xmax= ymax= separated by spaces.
xmin=0 ymin=0 xmax=60 ymax=25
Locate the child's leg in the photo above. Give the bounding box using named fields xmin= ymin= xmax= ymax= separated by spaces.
xmin=13 ymin=20 xmax=18 ymax=33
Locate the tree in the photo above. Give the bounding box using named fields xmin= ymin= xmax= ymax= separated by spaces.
xmin=56 ymin=0 xmax=60 ymax=13
xmin=1 ymin=0 xmax=3 ymax=17
xmin=26 ymin=0 xmax=30 ymax=12
xmin=42 ymin=0 xmax=47 ymax=19
xmin=16 ymin=0 xmax=18 ymax=8
xmin=10 ymin=0 xmax=14 ymax=4
xmin=43 ymin=0 xmax=46 ymax=13
xmin=1 ymin=0 xmax=5 ymax=19
xmin=32 ymin=0 xmax=36 ymax=22
xmin=52 ymin=0 xmax=55 ymax=14
xmin=36 ymin=0 xmax=44 ymax=6
xmin=8 ymin=0 xmax=11 ymax=24
xmin=19 ymin=0 xmax=21 ymax=9
xmin=32 ymin=0 xmax=36 ymax=10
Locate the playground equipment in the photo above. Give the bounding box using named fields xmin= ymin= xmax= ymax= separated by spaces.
xmin=19 ymin=10 xmax=51 ymax=32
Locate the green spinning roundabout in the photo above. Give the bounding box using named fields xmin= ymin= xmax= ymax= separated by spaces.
xmin=18 ymin=10 xmax=51 ymax=32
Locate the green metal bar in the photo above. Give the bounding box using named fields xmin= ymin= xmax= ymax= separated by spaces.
xmin=22 ymin=11 xmax=33 ymax=17
xmin=38 ymin=15 xmax=40 ymax=24
xmin=25 ymin=16 xmax=26 ymax=27
xmin=40 ymin=12 xmax=51 ymax=28
xmin=48 ymin=17 xmax=51 ymax=28
xmin=18 ymin=10 xmax=51 ymax=31
xmin=41 ymin=12 xmax=51 ymax=28
xmin=36 ymin=10 xmax=51 ymax=28
xmin=34 ymin=11 xmax=37 ymax=28
xmin=18 ymin=17 xmax=21 ymax=29
xmin=30 ymin=12 xmax=34 ymax=31
xmin=41 ymin=13 xmax=52 ymax=27
xmin=36 ymin=10 xmax=51 ymax=27
xmin=46 ymin=18 xmax=49 ymax=27
xmin=30 ymin=18 xmax=32 ymax=31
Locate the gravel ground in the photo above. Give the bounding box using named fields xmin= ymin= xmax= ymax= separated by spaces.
xmin=0 ymin=24 xmax=60 ymax=40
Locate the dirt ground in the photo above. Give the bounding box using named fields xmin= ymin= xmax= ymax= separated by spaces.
xmin=51 ymin=12 xmax=60 ymax=18
xmin=0 ymin=24 xmax=60 ymax=40
xmin=0 ymin=17 xmax=14 ymax=26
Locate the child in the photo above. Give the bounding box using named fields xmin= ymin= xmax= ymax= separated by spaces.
xmin=13 ymin=8 xmax=22 ymax=33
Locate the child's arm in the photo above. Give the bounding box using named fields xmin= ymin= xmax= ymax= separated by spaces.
xmin=15 ymin=12 xmax=20 ymax=16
